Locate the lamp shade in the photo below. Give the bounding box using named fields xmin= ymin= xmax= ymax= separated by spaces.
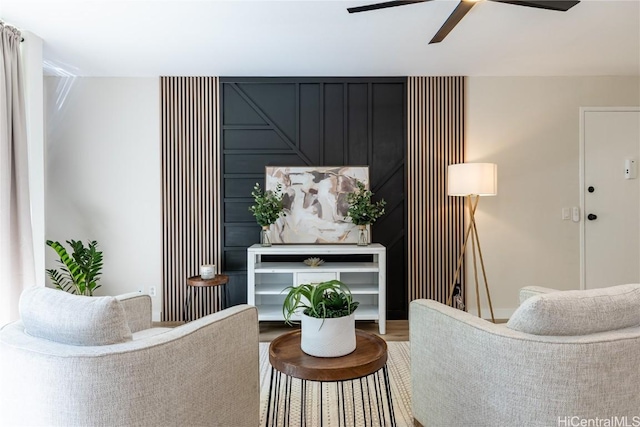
xmin=447 ymin=163 xmax=498 ymax=196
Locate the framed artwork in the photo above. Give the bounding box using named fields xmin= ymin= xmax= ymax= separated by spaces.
xmin=265 ymin=166 xmax=369 ymax=244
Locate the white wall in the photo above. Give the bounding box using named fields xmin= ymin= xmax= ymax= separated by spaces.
xmin=44 ymin=77 xmax=162 ymax=319
xmin=465 ymin=76 xmax=640 ymax=318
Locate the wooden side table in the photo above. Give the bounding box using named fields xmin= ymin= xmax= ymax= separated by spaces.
xmin=184 ymin=274 xmax=229 ymax=322
xmin=266 ymin=329 xmax=396 ymax=426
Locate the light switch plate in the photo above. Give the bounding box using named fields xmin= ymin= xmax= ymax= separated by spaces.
xmin=625 ymin=159 xmax=637 ymax=180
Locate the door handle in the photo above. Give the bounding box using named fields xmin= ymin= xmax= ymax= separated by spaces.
xmin=587 ymin=213 xmax=597 ymax=221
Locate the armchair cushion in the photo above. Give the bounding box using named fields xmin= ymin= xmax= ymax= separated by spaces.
xmin=518 ymin=285 xmax=559 ymax=304
xmin=507 ymin=283 xmax=640 ymax=336
xmin=19 ymin=287 xmax=132 ymax=346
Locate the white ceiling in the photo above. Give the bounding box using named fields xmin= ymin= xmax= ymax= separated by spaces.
xmin=2 ymin=0 xmax=639 ymax=77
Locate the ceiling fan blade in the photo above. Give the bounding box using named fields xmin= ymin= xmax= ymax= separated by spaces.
xmin=429 ymin=1 xmax=477 ymax=44
xmin=489 ymin=0 xmax=579 ymax=12
xmin=347 ymin=0 xmax=431 ymax=14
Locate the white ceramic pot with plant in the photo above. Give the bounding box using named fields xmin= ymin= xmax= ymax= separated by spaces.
xmin=282 ymin=280 xmax=359 ymax=357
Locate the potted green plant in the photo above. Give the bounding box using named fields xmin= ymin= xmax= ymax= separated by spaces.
xmin=249 ymin=183 xmax=285 ymax=246
xmin=45 ymin=240 xmax=103 ymax=296
xmin=346 ymin=180 xmax=386 ymax=246
xmin=282 ymin=280 xmax=359 ymax=357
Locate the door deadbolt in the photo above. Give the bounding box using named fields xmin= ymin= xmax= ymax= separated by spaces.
xmin=588 ymin=186 xmax=595 ymax=193
xmin=587 ymin=213 xmax=597 ymax=221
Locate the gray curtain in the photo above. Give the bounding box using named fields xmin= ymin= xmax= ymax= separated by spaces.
xmin=0 ymin=21 xmax=34 ymax=326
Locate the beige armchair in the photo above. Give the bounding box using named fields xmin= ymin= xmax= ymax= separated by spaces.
xmin=0 ymin=287 xmax=259 ymax=427
xmin=410 ymin=284 xmax=640 ymax=427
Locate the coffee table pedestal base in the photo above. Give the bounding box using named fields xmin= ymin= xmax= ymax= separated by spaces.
xmin=265 ymin=366 xmax=396 ymax=427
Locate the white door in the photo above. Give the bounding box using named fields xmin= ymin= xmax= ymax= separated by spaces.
xmin=581 ymin=108 xmax=640 ymax=289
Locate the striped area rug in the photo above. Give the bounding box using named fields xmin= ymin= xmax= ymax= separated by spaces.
xmin=259 ymin=342 xmax=413 ymax=426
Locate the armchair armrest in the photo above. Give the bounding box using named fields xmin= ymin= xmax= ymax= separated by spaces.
xmin=116 ymin=292 xmax=152 ymax=332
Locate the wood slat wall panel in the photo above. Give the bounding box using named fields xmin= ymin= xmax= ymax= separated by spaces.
xmin=161 ymin=77 xmax=221 ymax=321
xmin=407 ymin=76 xmax=465 ymax=306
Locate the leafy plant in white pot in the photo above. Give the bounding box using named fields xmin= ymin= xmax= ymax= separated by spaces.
xmin=282 ymin=280 xmax=359 ymax=357
xmin=346 ymin=180 xmax=386 ymax=246
xmin=248 ymin=182 xmax=285 ymax=247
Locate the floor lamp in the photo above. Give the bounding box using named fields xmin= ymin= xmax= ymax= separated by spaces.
xmin=446 ymin=163 xmax=497 ymax=323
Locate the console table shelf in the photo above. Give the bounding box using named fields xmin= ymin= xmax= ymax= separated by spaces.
xmin=247 ymin=243 xmax=387 ymax=334
xmin=254 ymin=262 xmax=380 ymax=273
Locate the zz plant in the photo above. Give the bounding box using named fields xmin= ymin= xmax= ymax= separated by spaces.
xmin=282 ymin=280 xmax=359 ymax=325
xmin=46 ymin=240 xmax=103 ymax=296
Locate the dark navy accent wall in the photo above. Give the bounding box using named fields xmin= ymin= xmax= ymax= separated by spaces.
xmin=220 ymin=77 xmax=407 ymax=320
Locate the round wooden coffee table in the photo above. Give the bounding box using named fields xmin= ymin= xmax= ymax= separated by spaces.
xmin=265 ymin=329 xmax=396 ymax=427
xmin=183 ymin=274 xmax=229 ymax=322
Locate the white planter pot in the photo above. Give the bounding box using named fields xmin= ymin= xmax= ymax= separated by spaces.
xmin=300 ymin=312 xmax=356 ymax=357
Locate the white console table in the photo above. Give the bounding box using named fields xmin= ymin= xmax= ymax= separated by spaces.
xmin=247 ymin=244 xmax=387 ymax=334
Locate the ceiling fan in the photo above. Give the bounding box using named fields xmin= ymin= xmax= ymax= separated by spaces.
xmin=347 ymin=0 xmax=580 ymax=44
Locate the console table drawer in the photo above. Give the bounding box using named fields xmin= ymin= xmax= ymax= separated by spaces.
xmin=295 ymin=272 xmax=337 ymax=286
